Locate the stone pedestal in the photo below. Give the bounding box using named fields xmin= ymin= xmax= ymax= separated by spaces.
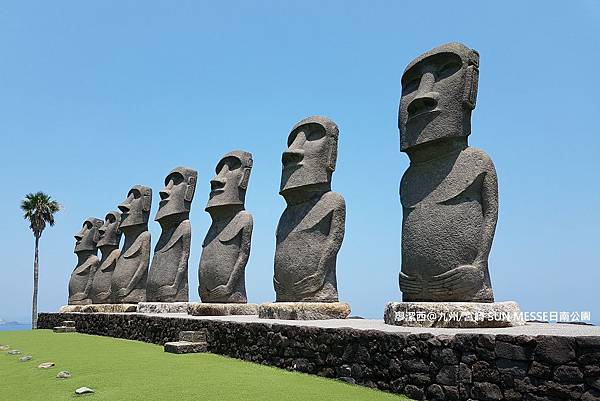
xmin=258 ymin=302 xmax=351 ymax=320
xmin=188 ymin=303 xmax=258 ymax=316
xmin=384 ymin=301 xmax=524 ymax=328
xmin=59 ymin=304 xmax=137 ymax=313
xmin=59 ymin=304 xmax=138 ymax=313
xmin=137 ymin=302 xmax=189 ymax=314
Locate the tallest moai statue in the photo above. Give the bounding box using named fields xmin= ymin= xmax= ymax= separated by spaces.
xmin=397 ymin=42 xmax=497 ymax=302
xmin=386 ymin=43 xmax=522 ymax=328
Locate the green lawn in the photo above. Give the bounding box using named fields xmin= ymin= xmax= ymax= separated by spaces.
xmin=0 ymin=330 xmax=409 ymax=401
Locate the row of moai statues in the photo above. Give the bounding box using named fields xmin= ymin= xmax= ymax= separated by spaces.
xmin=68 ymin=42 xmax=519 ymax=325
xmin=67 ymin=115 xmax=345 ymax=313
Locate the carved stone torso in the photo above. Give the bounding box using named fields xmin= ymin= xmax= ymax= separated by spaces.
xmin=89 ymin=248 xmax=120 ymax=304
xmin=199 ymin=211 xmax=252 ymax=303
xmin=111 ymin=230 xmax=150 ymax=303
xmin=400 ymin=146 xmax=495 ymax=302
xmin=274 ymin=191 xmax=345 ymax=302
xmin=147 ymin=220 xmax=191 ymax=302
xmin=68 ymin=255 xmax=100 ymax=305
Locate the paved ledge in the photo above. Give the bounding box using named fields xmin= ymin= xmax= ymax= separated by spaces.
xmin=66 ymin=311 xmax=598 ymax=337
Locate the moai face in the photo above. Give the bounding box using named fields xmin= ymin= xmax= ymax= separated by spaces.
xmin=97 ymin=211 xmax=122 ymax=248
xmin=155 ymin=167 xmax=197 ymax=222
xmin=118 ymin=185 xmax=152 ymax=228
xmin=74 ymin=217 xmax=103 ymax=253
xmin=280 ymin=116 xmax=338 ymax=195
xmin=399 ymin=42 xmax=479 ymax=152
xmin=206 ymin=151 xmax=253 ymax=210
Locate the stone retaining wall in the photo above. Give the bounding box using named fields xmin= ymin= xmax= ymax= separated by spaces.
xmin=38 ymin=313 xmax=600 ymax=401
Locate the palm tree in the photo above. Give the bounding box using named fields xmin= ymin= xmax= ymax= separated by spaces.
xmin=21 ymin=192 xmax=61 ymax=329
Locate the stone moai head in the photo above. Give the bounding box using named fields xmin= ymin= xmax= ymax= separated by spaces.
xmin=280 ymin=116 xmax=339 ymax=195
xmin=206 ymin=151 xmax=253 ymax=210
xmin=97 ymin=211 xmax=122 ymax=248
xmin=74 ymin=217 xmax=103 ymax=253
xmin=118 ymin=185 xmax=152 ymax=228
xmin=155 ymin=167 xmax=198 ymax=222
xmin=398 ymin=42 xmax=479 ymax=152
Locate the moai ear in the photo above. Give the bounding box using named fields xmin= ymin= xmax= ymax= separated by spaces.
xmin=93 ymin=228 xmax=100 ymax=243
xmin=239 ymin=168 xmax=251 ymax=190
xmin=326 ymin=136 xmax=338 ymax=173
xmin=185 ymin=176 xmax=196 ymax=202
xmin=463 ymin=64 xmax=479 ymax=110
xmin=142 ymin=188 xmax=152 ymax=212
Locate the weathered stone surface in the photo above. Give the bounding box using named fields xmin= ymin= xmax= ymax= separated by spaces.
xmin=188 ymin=302 xmax=258 ymax=316
xmin=75 ymin=387 xmax=94 ymax=395
xmin=38 ymin=362 xmax=55 ymax=369
xmin=7 ymin=350 xmax=21 ymax=355
xmin=68 ymin=217 xmax=103 ymax=305
xmin=0 ymin=345 xmax=9 ymax=351
xmin=19 ymin=355 xmax=32 ymax=362
xmin=137 ymin=302 xmax=189 ymax=314
xmin=90 ymin=211 xmax=121 ymax=304
xmin=384 ymin=301 xmax=524 ymax=328
xmin=199 ymin=152 xmax=253 ymax=303
xmin=56 ymin=371 xmax=71 ymax=379
xmin=59 ymin=305 xmax=85 ymax=313
xmin=147 ymin=167 xmax=197 ymax=303
xmin=164 ymin=341 xmax=207 ymax=354
xmin=83 ymin=304 xmax=137 ymax=313
xmin=273 ymin=117 xmax=346 ymax=302
xmin=63 ymin=320 xmax=76 ymax=327
xmin=535 ymin=336 xmax=576 ymax=364
xmin=259 ymin=302 xmax=351 ymax=320
xmin=397 ymin=43 xmax=498 ymax=303
xmin=111 ymin=185 xmax=152 ymax=304
xmin=554 ymin=365 xmax=584 ymax=383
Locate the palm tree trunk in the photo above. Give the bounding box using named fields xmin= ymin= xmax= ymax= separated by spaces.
xmin=32 ymin=235 xmax=40 ymax=329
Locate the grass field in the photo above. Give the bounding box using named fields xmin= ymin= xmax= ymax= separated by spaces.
xmin=0 ymin=330 xmax=410 ymax=401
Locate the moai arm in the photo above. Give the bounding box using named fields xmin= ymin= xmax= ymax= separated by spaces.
xmin=295 ymin=194 xmax=346 ymax=295
xmin=121 ymin=233 xmax=151 ymax=296
xmin=158 ymin=222 xmax=191 ymax=298
xmin=81 ymin=259 xmax=99 ymax=300
xmin=209 ymin=214 xmax=252 ymax=300
xmin=475 ymin=161 xmax=498 ymax=266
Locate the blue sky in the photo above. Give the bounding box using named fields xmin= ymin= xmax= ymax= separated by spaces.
xmin=1 ymin=1 xmax=599 ymax=323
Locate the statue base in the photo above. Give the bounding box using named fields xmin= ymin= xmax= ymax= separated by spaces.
xmin=384 ymin=301 xmax=525 ymax=328
xmin=188 ymin=303 xmax=258 ymax=316
xmin=137 ymin=302 xmax=189 ymax=314
xmin=59 ymin=304 xmax=138 ymax=313
xmin=258 ymin=302 xmax=351 ymax=320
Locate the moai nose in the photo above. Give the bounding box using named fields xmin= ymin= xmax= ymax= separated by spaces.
xmin=159 ymin=190 xmax=170 ymax=200
xmin=407 ymin=72 xmax=439 ymax=117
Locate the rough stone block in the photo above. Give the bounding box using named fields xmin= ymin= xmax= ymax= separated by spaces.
xmin=137 ymin=302 xmax=189 ymax=314
xmin=164 ymin=341 xmax=207 ymax=354
xmin=258 ymin=302 xmax=351 ymax=320
xmin=63 ymin=320 xmax=76 ymax=327
xmin=384 ymin=301 xmax=524 ymax=328
xmin=188 ymin=302 xmax=258 ymax=316
xmin=53 ymin=326 xmax=76 ymax=333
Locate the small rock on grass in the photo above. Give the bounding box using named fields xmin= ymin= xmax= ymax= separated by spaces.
xmin=57 ymin=371 xmax=71 ymax=379
xmin=19 ymin=355 xmax=32 ymax=362
xmin=38 ymin=362 xmax=55 ymax=369
xmin=7 ymin=350 xmax=21 ymax=355
xmin=0 ymin=345 xmax=10 ymax=351
xmin=75 ymin=387 xmax=94 ymax=395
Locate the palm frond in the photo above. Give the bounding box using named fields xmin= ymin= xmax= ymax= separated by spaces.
xmin=20 ymin=191 xmax=62 ymax=237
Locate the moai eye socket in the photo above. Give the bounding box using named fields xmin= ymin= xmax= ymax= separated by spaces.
xmin=402 ymin=75 xmax=420 ymax=95
xmin=305 ymin=125 xmax=325 ymax=142
xmin=436 ymin=60 xmax=462 ymax=81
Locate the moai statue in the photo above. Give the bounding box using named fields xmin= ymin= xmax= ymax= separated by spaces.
xmin=68 ymin=217 xmax=103 ymax=305
xmin=111 ymin=185 xmax=152 ymax=303
xmin=89 ymin=211 xmax=122 ymax=304
xmin=273 ymin=116 xmax=346 ymax=303
xmin=199 ymin=151 xmax=253 ymax=303
xmin=147 ymin=167 xmax=197 ymax=302
xmin=398 ymin=43 xmax=498 ymax=302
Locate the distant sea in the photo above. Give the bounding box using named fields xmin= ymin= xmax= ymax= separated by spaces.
xmin=0 ymin=323 xmax=30 ymax=331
